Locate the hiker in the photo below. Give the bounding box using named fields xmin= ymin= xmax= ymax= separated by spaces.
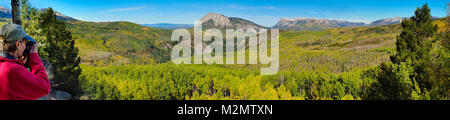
xmin=0 ymin=24 xmax=49 ymax=100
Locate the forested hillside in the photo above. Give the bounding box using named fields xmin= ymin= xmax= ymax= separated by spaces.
xmin=80 ymin=64 xmax=366 ymax=100
xmin=77 ymin=16 xmax=448 ymax=100
xmin=66 ymin=21 xmax=173 ymax=65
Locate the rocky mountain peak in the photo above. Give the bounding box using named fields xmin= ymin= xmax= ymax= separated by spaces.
xmin=199 ymin=13 xmax=232 ymax=28
xmin=0 ymin=6 xmax=12 ymax=19
xmin=0 ymin=6 xmax=77 ymax=21
xmin=198 ymin=13 xmax=265 ymax=30
xmin=0 ymin=7 xmax=11 ymax=13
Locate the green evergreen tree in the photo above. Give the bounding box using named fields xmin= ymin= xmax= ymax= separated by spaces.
xmin=373 ymin=4 xmax=439 ymax=100
xmin=20 ymin=0 xmax=81 ymax=95
xmin=392 ymin=4 xmax=438 ymax=90
xmin=39 ymin=8 xmax=81 ymax=94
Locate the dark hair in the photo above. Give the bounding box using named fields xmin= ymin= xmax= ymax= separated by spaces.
xmin=0 ymin=35 xmax=24 ymax=53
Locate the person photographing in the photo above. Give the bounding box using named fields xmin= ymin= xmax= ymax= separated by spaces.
xmin=0 ymin=24 xmax=50 ymax=100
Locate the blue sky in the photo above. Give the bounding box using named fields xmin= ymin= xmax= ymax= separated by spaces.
xmin=0 ymin=0 xmax=448 ymax=27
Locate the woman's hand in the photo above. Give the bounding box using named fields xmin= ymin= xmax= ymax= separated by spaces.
xmin=18 ymin=56 xmax=26 ymax=62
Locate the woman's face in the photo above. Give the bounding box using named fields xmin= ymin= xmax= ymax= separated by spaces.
xmin=16 ymin=39 xmax=26 ymax=57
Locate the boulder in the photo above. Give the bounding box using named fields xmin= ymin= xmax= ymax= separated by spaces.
xmin=38 ymin=58 xmax=73 ymax=100
xmin=38 ymin=90 xmax=72 ymax=100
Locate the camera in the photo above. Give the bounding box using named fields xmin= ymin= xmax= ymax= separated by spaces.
xmin=23 ymin=41 xmax=35 ymax=56
xmin=23 ymin=35 xmax=36 ymax=56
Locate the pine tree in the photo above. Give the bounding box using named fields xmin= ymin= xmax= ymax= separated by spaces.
xmin=374 ymin=4 xmax=438 ymax=100
xmin=38 ymin=8 xmax=82 ymax=94
xmin=20 ymin=0 xmax=81 ymax=95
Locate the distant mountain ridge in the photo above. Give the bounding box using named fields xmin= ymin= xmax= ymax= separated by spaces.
xmin=367 ymin=17 xmax=404 ymax=26
xmin=1 ymin=6 xmax=441 ymax=31
xmin=52 ymin=10 xmax=78 ymax=21
xmin=273 ymin=17 xmax=411 ymax=31
xmin=273 ymin=18 xmax=366 ymax=31
xmin=142 ymin=23 xmax=193 ymax=29
xmin=0 ymin=7 xmax=12 ymax=19
xmin=0 ymin=6 xmax=77 ymax=21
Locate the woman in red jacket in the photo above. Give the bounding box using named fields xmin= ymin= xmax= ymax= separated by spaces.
xmin=0 ymin=24 xmax=50 ymax=100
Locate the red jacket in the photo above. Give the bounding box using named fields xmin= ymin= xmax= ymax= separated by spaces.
xmin=0 ymin=53 xmax=50 ymax=100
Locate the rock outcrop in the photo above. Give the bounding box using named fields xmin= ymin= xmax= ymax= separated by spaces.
xmin=38 ymin=58 xmax=74 ymax=100
xmin=198 ymin=13 xmax=266 ymax=30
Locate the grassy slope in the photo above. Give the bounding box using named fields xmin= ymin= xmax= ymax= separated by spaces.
xmin=226 ymin=18 xmax=447 ymax=73
xmin=221 ymin=24 xmax=401 ymax=73
xmin=0 ymin=18 xmax=9 ymax=26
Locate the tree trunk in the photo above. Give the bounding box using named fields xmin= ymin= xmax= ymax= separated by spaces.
xmin=11 ymin=0 xmax=21 ymax=26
